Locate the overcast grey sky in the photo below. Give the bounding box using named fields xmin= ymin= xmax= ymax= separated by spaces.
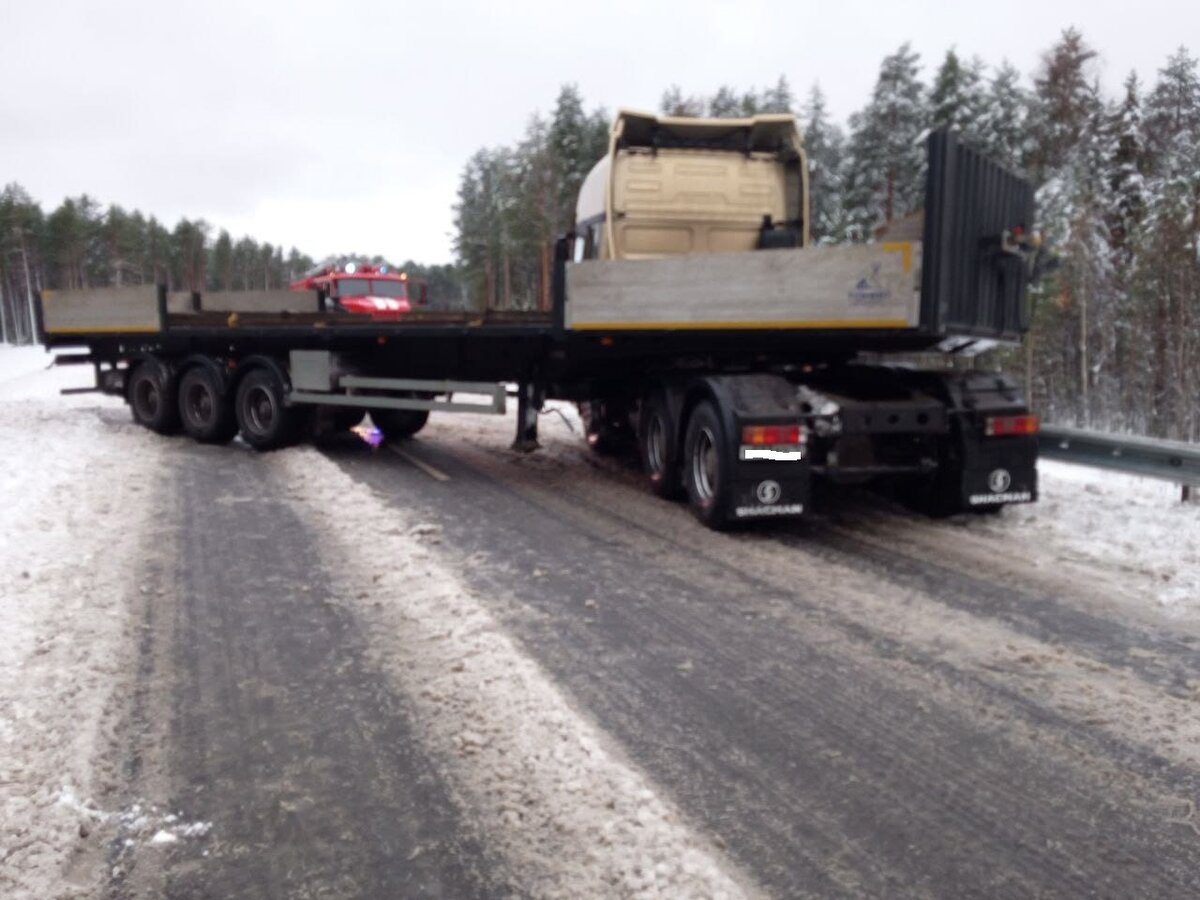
xmin=3 ymin=1 xmax=1194 ymax=264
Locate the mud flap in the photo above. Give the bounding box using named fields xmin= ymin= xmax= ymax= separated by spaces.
xmin=728 ymin=464 xmax=811 ymax=521
xmin=959 ymin=435 xmax=1038 ymax=508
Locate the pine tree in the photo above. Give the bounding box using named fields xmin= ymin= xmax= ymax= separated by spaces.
xmin=171 ymin=219 xmax=210 ymax=292
xmin=929 ymin=50 xmax=987 ymax=140
xmin=709 ymin=86 xmax=742 ymax=117
xmin=143 ymin=217 xmax=172 ymax=287
xmin=977 ymin=61 xmax=1032 ymax=173
xmin=1022 ymin=29 xmax=1109 ymax=424
xmin=549 ymin=85 xmax=609 ymax=234
xmin=841 ymin=43 xmax=929 ymax=240
xmin=231 ymin=236 xmax=258 ymax=291
xmin=1031 ymin=94 xmax=1112 ymax=425
xmin=1141 ymin=46 xmax=1200 ymax=437
xmin=660 ymin=85 xmax=704 ymax=117
xmin=800 ymin=84 xmax=846 ymax=243
xmin=1029 ymin=28 xmax=1101 ymax=183
xmin=0 ymin=184 xmax=46 ymax=343
xmin=1104 ymin=73 xmax=1150 ymax=426
xmin=759 ymin=75 xmax=795 ymax=114
xmin=211 ymin=230 xmax=234 ymax=291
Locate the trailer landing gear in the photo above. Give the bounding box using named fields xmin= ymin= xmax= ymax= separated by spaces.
xmin=512 ymin=382 xmax=544 ymax=453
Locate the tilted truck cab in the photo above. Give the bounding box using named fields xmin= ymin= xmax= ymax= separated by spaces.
xmin=575 ymin=110 xmax=809 ymax=260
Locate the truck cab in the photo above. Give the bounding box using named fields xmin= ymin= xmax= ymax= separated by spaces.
xmin=573 ymin=110 xmax=809 ymax=262
xmin=290 ymin=261 xmax=428 ymax=320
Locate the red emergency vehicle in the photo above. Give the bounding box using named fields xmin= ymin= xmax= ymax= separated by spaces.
xmin=290 ymin=260 xmax=427 ymax=320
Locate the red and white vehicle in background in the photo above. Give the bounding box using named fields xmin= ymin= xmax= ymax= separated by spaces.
xmin=290 ymin=260 xmax=428 ymax=320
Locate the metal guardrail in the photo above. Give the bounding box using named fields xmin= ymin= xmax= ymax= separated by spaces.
xmin=1038 ymin=425 xmax=1200 ymax=502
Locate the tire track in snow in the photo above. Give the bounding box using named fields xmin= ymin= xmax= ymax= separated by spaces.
xmin=277 ymin=447 xmax=758 ymax=899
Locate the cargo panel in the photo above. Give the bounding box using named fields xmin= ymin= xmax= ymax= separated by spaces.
xmin=920 ymin=130 xmax=1034 ymax=341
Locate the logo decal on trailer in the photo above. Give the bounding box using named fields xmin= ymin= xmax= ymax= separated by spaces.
xmin=847 ymin=263 xmax=891 ymax=306
xmin=988 ymin=468 xmax=1012 ymax=493
xmin=756 ymin=480 xmax=782 ymax=504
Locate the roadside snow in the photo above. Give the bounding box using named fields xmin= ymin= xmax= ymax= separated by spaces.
xmin=278 ymin=449 xmax=755 ymax=899
xmin=0 ymin=347 xmax=165 ymax=898
xmin=426 ymin=405 xmax=1200 ymax=622
xmin=989 ymin=460 xmax=1200 ymax=616
xmin=0 ymin=345 xmax=96 ymax=404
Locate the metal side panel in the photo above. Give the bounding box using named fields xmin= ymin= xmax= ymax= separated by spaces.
xmin=564 ymin=243 xmax=921 ymax=331
xmin=921 ymin=130 xmax=1034 ymax=341
xmin=201 ymin=290 xmax=321 ymax=314
xmin=40 ymin=285 xmax=182 ymax=335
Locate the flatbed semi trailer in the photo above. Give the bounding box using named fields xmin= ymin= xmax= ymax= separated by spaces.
xmin=38 ymin=115 xmax=1041 ymax=529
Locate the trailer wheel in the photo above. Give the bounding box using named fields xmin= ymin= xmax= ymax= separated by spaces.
xmin=127 ymin=360 xmax=180 ymax=435
xmin=373 ymin=408 xmax=429 ymax=440
xmin=639 ymin=392 xmax=681 ymax=499
xmin=235 ymin=367 xmax=303 ymax=451
xmin=178 ymin=366 xmax=237 ymax=444
xmin=682 ymin=400 xmax=732 ymax=529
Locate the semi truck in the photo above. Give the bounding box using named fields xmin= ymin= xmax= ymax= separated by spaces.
xmin=37 ymin=109 xmax=1041 ymax=529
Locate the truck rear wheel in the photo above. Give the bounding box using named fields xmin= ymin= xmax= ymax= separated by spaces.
xmin=128 ymin=359 xmax=180 ymax=435
xmin=178 ymin=365 xmax=237 ymax=444
xmin=639 ymin=392 xmax=681 ymax=498
xmin=235 ymin=367 xmax=303 ymax=451
xmin=682 ymin=400 xmax=732 ymax=529
xmin=372 ymin=408 xmax=429 ymax=440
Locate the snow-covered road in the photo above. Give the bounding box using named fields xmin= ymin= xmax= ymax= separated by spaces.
xmin=2 ymin=345 xmax=1198 ymax=898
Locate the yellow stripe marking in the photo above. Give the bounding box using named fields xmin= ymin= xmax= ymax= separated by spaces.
xmin=47 ymin=326 xmax=161 ymax=334
xmin=571 ymin=319 xmax=910 ymax=331
xmin=881 ymin=241 xmax=914 ymax=273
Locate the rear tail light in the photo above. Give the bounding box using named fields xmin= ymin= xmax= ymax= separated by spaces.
xmin=984 ymin=414 xmax=1039 ymax=437
xmin=741 ymin=424 xmax=805 ymax=446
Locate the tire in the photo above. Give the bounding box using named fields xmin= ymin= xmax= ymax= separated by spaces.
xmin=638 ymin=392 xmax=681 ymax=499
xmin=127 ymin=359 xmax=180 ymax=434
xmin=682 ymin=400 xmax=732 ymax=529
xmin=235 ymin=367 xmax=303 ymax=451
xmin=178 ymin=365 xmax=237 ymax=444
xmin=372 ymin=408 xmax=429 ymax=441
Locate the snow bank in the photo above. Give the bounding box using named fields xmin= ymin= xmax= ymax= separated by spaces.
xmin=0 ymin=359 xmax=164 ymax=898
xmin=426 ymin=405 xmax=1200 ymax=621
xmin=278 ymin=449 xmax=754 ymax=899
xmin=0 ymin=345 xmax=96 ymax=404
xmin=994 ymin=460 xmax=1200 ymax=616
